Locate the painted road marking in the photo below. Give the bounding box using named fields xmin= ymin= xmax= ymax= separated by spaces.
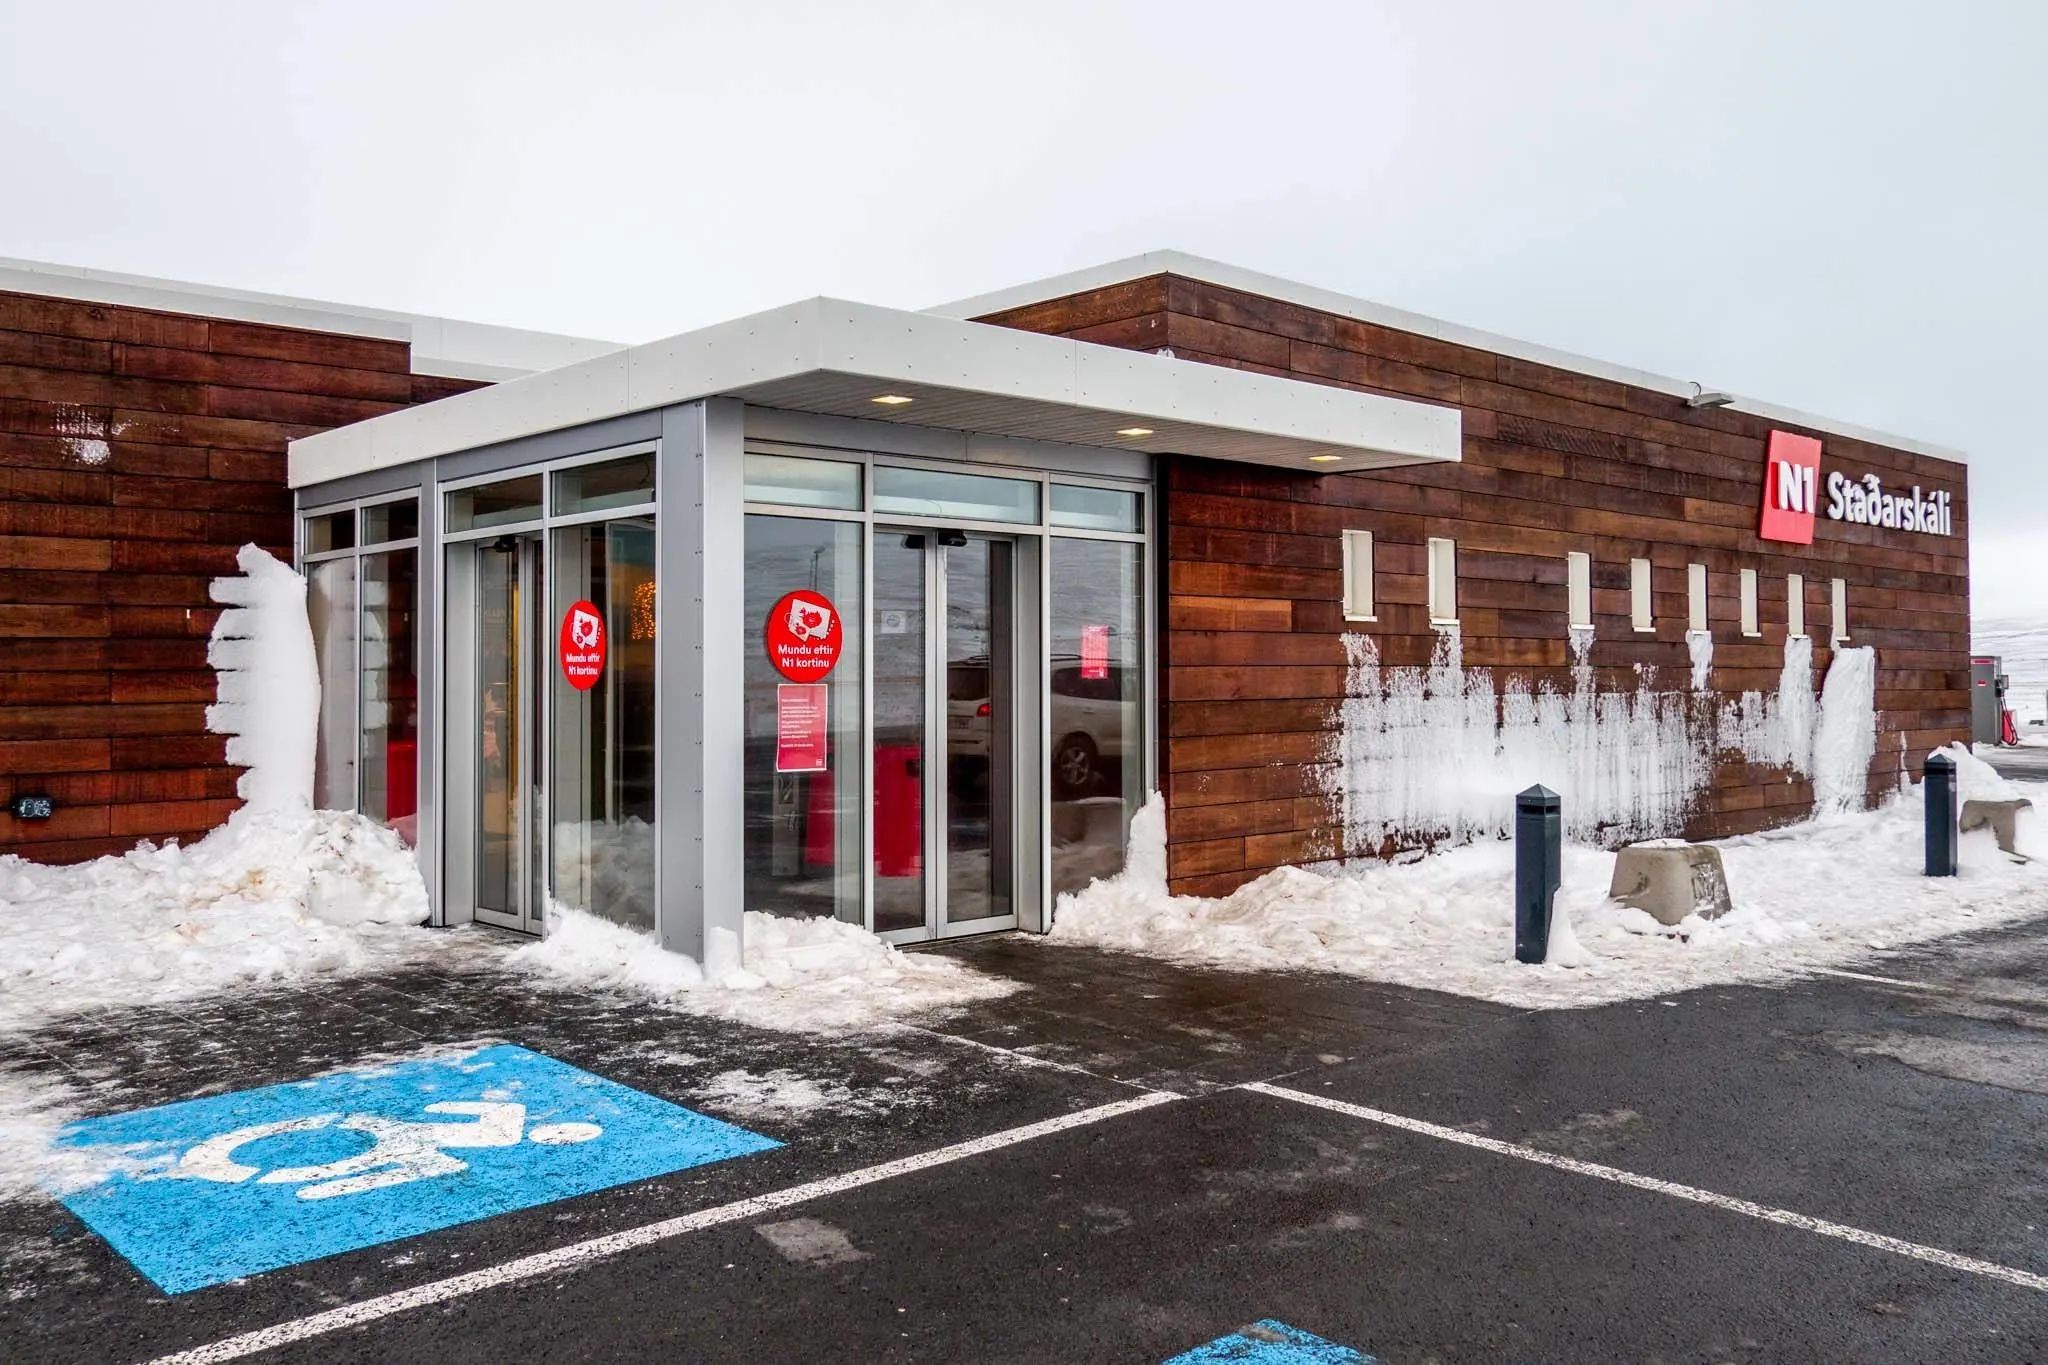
xmin=1245 ymin=1081 xmax=2048 ymax=1293
xmin=145 ymin=1089 xmax=1181 ymax=1365
xmin=1806 ymin=968 xmax=1943 ymax=991
xmin=1166 ymin=1319 xmax=1373 ymax=1363
xmin=58 ymin=1044 xmax=778 ymax=1295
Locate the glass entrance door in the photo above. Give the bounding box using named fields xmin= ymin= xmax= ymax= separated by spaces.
xmin=473 ymin=532 xmax=546 ymax=934
xmin=873 ymin=530 xmax=1021 ymax=941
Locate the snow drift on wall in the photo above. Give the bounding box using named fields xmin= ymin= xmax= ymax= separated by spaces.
xmin=1329 ymin=629 xmax=1877 ymax=852
xmin=206 ymin=544 xmax=319 ymax=814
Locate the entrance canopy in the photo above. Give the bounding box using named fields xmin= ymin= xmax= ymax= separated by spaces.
xmin=288 ymin=297 xmax=1461 ymax=488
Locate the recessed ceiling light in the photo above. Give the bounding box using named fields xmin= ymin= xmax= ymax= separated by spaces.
xmin=871 ymin=394 xmax=915 ymax=406
xmin=1308 ymin=454 xmax=1343 ymax=464
xmin=1115 ymin=427 xmax=1154 ymax=438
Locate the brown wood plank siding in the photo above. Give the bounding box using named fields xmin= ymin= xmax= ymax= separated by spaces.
xmin=0 ymin=289 xmax=487 ymax=864
xmin=980 ymin=277 xmax=1971 ymax=894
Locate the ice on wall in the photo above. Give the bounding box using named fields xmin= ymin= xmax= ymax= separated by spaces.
xmin=206 ymin=544 xmax=319 ymax=814
xmin=1812 ymin=646 xmax=1877 ymax=813
xmin=1687 ymin=630 xmax=1714 ymax=692
xmin=1330 ymin=629 xmax=1875 ymax=852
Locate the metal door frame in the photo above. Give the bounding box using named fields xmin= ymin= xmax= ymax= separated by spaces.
xmin=871 ymin=526 xmax=1038 ymax=943
xmin=447 ymin=532 xmax=548 ymax=936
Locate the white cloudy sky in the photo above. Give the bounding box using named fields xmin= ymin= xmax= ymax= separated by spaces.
xmin=3 ymin=1 xmax=2041 ymax=615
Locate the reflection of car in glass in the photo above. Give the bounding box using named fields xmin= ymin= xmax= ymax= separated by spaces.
xmin=945 ymin=653 xmax=1134 ymax=799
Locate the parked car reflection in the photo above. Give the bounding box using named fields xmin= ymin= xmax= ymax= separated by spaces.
xmin=946 ymin=653 xmax=1135 ymax=799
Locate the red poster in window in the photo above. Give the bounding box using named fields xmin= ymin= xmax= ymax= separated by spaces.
xmin=775 ymin=684 xmax=829 ymax=772
xmin=766 ymin=590 xmax=843 ymax=682
xmin=559 ymin=600 xmax=607 ymax=691
xmin=1080 ymin=624 xmax=1110 ymax=681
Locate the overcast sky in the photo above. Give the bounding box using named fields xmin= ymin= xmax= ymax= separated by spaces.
xmin=3 ymin=1 xmax=2041 ymax=616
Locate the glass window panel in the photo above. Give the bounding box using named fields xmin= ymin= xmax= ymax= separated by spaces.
xmin=743 ymin=453 xmax=862 ymax=510
xmin=359 ymin=548 xmax=419 ymax=845
xmin=874 ymin=465 xmax=1038 ymax=524
xmin=361 ymin=498 xmax=419 ymax=545
xmin=742 ymin=515 xmax=866 ymax=927
xmin=304 ymin=510 xmax=355 ymax=555
xmin=308 ymin=558 xmax=359 ymax=810
xmin=550 ymin=517 xmax=658 ymax=931
xmin=446 ymin=475 xmax=543 ymax=532
xmin=1050 ymin=483 xmax=1142 ymax=533
xmin=1049 ymin=538 xmax=1145 ymax=901
xmin=554 ymin=453 xmax=656 ymax=516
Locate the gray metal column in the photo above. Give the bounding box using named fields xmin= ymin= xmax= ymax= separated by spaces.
xmin=656 ymin=399 xmax=748 ymax=966
xmin=416 ymin=465 xmax=445 ymax=926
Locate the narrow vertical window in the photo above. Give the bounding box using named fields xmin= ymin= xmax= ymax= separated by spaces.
xmin=1341 ymin=530 xmax=1375 ymax=622
xmin=1630 ymin=558 xmax=1653 ymax=632
xmin=1566 ymin=552 xmax=1592 ymax=629
xmin=1739 ymin=568 xmax=1759 ymax=637
xmin=1787 ymin=572 xmax=1806 ymax=638
xmin=1427 ymin=537 xmax=1457 ymax=624
xmin=1831 ymin=577 xmax=1848 ymax=643
xmin=1687 ymin=563 xmax=1708 ymax=634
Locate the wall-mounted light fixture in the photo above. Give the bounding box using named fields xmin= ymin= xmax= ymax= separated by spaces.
xmin=1685 ymin=382 xmax=1734 ymax=409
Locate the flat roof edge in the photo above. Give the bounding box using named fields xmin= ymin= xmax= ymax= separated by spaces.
xmin=0 ymin=256 xmax=624 ymax=379
xmin=289 ymin=296 xmax=1461 ymax=488
xmin=927 ymin=250 xmax=1967 ymax=465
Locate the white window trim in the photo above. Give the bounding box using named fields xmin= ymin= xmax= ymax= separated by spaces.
xmin=1787 ymin=572 xmax=1806 ymax=639
xmin=1831 ymin=577 xmax=1849 ymax=643
xmin=1341 ymin=529 xmax=1375 ymax=622
xmin=1427 ymin=537 xmax=1458 ymax=625
xmin=1566 ymin=551 xmax=1592 ymax=630
xmin=1739 ymin=568 xmax=1760 ymax=637
xmin=1630 ymin=558 xmax=1653 ymax=633
xmin=1687 ymin=563 xmax=1708 ymax=635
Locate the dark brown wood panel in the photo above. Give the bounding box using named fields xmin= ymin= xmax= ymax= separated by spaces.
xmin=984 ymin=274 xmax=1971 ymax=894
xmin=0 ymin=288 xmax=487 ymax=864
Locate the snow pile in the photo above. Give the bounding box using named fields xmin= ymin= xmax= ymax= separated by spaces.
xmin=206 ymin=545 xmax=318 ymax=813
xmin=511 ymin=906 xmax=1016 ymax=1033
xmin=0 ymin=808 xmax=437 ymax=1032
xmin=1937 ymin=741 xmax=2027 ymax=805
xmin=1052 ymin=788 xmax=2048 ymax=1010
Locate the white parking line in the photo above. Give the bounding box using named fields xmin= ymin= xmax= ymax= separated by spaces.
xmin=145 ymin=1090 xmax=1180 ymax=1365
xmin=1245 ymin=1081 xmax=2048 ymax=1293
xmin=1806 ymin=968 xmax=1943 ymax=991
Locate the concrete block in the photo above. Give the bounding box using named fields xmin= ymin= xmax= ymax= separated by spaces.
xmin=1960 ymin=797 xmax=2034 ymax=856
xmin=1608 ymin=840 xmax=1733 ymax=926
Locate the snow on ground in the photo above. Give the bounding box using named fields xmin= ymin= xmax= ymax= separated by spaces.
xmin=690 ymin=1068 xmax=878 ymax=1121
xmin=510 ymin=905 xmax=1017 ymax=1034
xmin=0 ymin=807 xmax=440 ymax=1036
xmin=1053 ymin=777 xmax=2048 ymax=1011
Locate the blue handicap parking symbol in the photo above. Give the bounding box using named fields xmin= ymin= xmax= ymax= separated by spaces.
xmin=1166 ymin=1319 xmax=1375 ymax=1364
xmin=54 ymin=1043 xmax=780 ymax=1294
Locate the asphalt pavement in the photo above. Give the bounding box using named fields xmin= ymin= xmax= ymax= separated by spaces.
xmin=10 ymin=917 xmax=2048 ymax=1363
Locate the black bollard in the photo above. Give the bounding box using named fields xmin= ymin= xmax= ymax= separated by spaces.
xmin=1924 ymin=752 xmax=1957 ymax=877
xmin=1515 ymin=785 xmax=1562 ymax=964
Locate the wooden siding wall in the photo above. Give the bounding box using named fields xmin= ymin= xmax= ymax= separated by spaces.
xmin=979 ymin=276 xmax=1972 ymax=896
xmin=0 ymin=289 xmax=482 ymax=864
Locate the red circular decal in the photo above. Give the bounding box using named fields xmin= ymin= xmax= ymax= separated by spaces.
xmin=766 ymin=589 xmax=842 ymax=682
xmin=559 ymin=600 xmax=607 ymax=691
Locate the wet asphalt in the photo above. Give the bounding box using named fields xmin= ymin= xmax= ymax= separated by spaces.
xmin=8 ymin=919 xmax=2048 ymax=1363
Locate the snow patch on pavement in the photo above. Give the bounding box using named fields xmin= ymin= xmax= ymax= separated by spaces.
xmin=512 ymin=906 xmax=1017 ymax=1033
xmin=692 ymin=1068 xmax=873 ymax=1121
xmin=0 ymin=806 xmax=438 ymax=1034
xmin=1053 ymin=786 xmax=2048 ymax=1010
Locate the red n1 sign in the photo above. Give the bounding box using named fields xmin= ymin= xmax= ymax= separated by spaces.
xmin=559 ymin=600 xmax=607 ymax=690
xmin=766 ymin=590 xmax=842 ymax=682
xmin=1759 ymin=430 xmax=1823 ymax=545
